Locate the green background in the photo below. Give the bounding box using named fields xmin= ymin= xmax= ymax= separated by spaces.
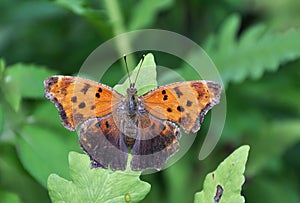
xmin=1 ymin=0 xmax=300 ymax=202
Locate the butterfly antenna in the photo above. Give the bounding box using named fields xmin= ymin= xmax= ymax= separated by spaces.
xmin=123 ymin=54 xmax=132 ymax=85
xmin=134 ymin=54 xmax=145 ymax=86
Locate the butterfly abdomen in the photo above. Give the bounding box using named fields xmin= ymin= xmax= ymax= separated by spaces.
xmin=122 ymin=121 xmax=138 ymax=148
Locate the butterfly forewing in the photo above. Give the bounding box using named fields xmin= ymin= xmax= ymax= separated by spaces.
xmin=142 ymin=81 xmax=221 ymax=133
xmin=44 ymin=76 xmax=123 ymax=130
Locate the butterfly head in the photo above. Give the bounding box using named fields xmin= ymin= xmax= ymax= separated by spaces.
xmin=127 ymin=83 xmax=138 ymax=95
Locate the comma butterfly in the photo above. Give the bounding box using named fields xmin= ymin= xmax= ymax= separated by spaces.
xmin=44 ymin=56 xmax=221 ymax=171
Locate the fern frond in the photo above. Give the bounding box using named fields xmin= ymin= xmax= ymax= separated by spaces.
xmin=205 ymin=14 xmax=300 ymax=85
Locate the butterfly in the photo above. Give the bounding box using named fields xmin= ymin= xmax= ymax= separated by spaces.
xmin=44 ymin=59 xmax=221 ymax=171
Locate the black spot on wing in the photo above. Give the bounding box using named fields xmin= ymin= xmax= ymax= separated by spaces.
xmin=81 ymin=83 xmax=91 ymax=94
xmin=71 ymin=96 xmax=77 ymax=103
xmin=186 ymin=100 xmax=192 ymax=107
xmin=174 ymin=87 xmax=183 ymax=98
xmin=167 ymin=108 xmax=172 ymax=112
xmin=177 ymin=105 xmax=184 ymax=112
xmin=105 ymin=121 xmax=110 ymax=128
xmin=78 ymin=102 xmax=86 ymax=109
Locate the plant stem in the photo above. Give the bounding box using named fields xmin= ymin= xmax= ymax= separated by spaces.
xmin=103 ymin=0 xmax=135 ymax=71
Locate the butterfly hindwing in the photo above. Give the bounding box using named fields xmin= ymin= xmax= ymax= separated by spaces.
xmin=130 ymin=113 xmax=181 ymax=171
xmin=44 ymin=76 xmax=123 ymax=130
xmin=142 ymin=81 xmax=221 ymax=133
xmin=78 ymin=115 xmax=128 ymax=170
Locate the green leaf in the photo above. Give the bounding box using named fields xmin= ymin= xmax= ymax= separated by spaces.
xmin=194 ymin=145 xmax=250 ymax=203
xmin=1 ymin=74 xmax=21 ymax=112
xmin=129 ymin=0 xmax=173 ymax=30
xmin=5 ymin=63 xmax=56 ymax=99
xmin=16 ymin=124 xmax=78 ymax=187
xmin=0 ymin=143 xmax=50 ymax=203
xmin=1 ymin=63 xmax=56 ymax=111
xmin=48 ymin=152 xmax=151 ymax=203
xmin=216 ymin=14 xmax=240 ymax=51
xmin=33 ymin=101 xmax=75 ymax=130
xmin=205 ymin=14 xmax=300 ymax=85
xmin=0 ymin=190 xmax=21 ymax=203
xmin=114 ymin=53 xmax=157 ymax=95
xmin=0 ymin=59 xmax=5 ymax=80
xmin=0 ymin=103 xmax=3 ymax=135
xmin=55 ymin=0 xmax=108 ymax=35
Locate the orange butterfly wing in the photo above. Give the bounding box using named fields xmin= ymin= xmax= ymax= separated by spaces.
xmin=142 ymin=81 xmax=221 ymax=133
xmin=44 ymin=76 xmax=123 ymax=131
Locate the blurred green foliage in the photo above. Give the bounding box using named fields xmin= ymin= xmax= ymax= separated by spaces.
xmin=0 ymin=0 xmax=300 ymax=202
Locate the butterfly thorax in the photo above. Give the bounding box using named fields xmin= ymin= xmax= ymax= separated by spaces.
xmin=126 ymin=84 xmax=138 ymax=118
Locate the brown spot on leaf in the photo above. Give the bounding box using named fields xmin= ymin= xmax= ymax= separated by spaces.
xmin=214 ymin=185 xmax=224 ymax=203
